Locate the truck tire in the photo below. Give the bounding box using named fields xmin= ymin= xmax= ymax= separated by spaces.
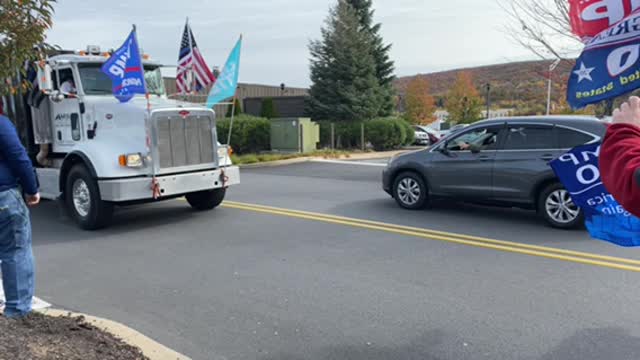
xmin=186 ymin=188 xmax=226 ymax=211
xmin=65 ymin=164 xmax=113 ymax=230
xmin=538 ymin=182 xmax=583 ymax=229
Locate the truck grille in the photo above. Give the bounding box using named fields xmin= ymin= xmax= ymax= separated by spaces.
xmin=156 ymin=114 xmax=216 ymax=170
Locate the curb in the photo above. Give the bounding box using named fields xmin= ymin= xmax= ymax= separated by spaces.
xmin=37 ymin=308 xmax=191 ymax=360
xmin=238 ymin=149 xmax=414 ymax=169
xmin=238 ymin=157 xmax=313 ymax=168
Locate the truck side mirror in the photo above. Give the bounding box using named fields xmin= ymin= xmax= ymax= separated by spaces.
xmin=38 ymin=63 xmax=54 ymax=93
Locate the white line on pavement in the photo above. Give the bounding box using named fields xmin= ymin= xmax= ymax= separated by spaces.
xmin=311 ymin=159 xmax=387 ymax=167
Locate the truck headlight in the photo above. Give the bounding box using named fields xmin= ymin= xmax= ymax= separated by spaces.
xmin=118 ymin=153 xmax=144 ymax=168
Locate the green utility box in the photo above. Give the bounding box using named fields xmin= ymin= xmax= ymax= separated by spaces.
xmin=270 ymin=118 xmax=320 ymax=153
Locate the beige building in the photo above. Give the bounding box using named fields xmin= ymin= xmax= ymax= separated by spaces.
xmin=163 ymin=77 xmax=308 ymax=117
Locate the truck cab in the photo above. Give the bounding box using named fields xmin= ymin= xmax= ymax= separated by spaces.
xmin=25 ymin=47 xmax=239 ymax=230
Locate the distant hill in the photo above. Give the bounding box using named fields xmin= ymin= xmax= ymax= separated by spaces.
xmin=394 ymin=59 xmax=578 ymax=115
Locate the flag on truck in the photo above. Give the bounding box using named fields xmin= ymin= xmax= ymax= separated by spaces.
xmin=206 ymin=36 xmax=242 ymax=108
xmin=176 ymin=20 xmax=216 ymax=94
xmin=550 ymin=143 xmax=640 ymax=247
xmin=101 ymin=28 xmax=147 ymax=103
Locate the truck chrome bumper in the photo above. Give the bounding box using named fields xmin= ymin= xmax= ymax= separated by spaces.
xmin=98 ymin=166 xmax=240 ymax=202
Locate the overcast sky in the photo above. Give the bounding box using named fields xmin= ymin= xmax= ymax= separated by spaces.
xmin=46 ymin=0 xmax=538 ymax=88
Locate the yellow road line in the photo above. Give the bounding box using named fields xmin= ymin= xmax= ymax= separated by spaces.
xmin=222 ymin=201 xmax=640 ymax=273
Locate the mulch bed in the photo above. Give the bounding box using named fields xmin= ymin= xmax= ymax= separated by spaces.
xmin=0 ymin=312 xmax=149 ymax=360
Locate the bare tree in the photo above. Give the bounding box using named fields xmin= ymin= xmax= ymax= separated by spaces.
xmin=498 ymin=0 xmax=581 ymax=60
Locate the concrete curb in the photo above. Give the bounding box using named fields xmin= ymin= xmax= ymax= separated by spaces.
xmin=37 ymin=308 xmax=191 ymax=360
xmin=238 ymin=149 xmax=414 ymax=169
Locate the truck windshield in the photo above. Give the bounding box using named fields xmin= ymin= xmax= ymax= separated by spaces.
xmin=77 ymin=64 xmax=166 ymax=96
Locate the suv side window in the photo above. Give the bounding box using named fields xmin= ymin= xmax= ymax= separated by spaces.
xmin=446 ymin=126 xmax=500 ymax=152
xmin=503 ymin=125 xmax=555 ymax=150
xmin=556 ymin=127 xmax=596 ymax=149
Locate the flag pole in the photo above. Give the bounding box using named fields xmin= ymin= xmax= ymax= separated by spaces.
xmin=226 ymin=34 xmax=242 ymax=146
xmin=132 ymin=24 xmax=150 ymax=113
xmin=227 ymin=93 xmax=237 ymax=146
xmin=187 ymin=17 xmax=195 ymax=96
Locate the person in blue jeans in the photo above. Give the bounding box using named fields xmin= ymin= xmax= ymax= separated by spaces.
xmin=0 ymin=114 xmax=39 ymax=318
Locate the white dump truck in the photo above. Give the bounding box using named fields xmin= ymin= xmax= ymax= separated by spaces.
xmin=14 ymin=46 xmax=239 ymax=230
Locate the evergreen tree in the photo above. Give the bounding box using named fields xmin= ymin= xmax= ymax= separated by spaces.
xmin=308 ymin=0 xmax=384 ymax=122
xmin=226 ymin=98 xmax=243 ymax=117
xmin=345 ymin=0 xmax=396 ymax=116
xmin=260 ymin=98 xmax=279 ymax=119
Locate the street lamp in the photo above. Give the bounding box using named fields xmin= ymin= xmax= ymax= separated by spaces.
xmin=546 ymin=59 xmax=561 ymax=116
xmin=485 ymin=83 xmax=491 ymax=119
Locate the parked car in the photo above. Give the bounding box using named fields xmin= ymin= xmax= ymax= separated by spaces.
xmin=382 ymin=116 xmax=606 ymax=229
xmin=413 ymin=125 xmax=440 ymax=145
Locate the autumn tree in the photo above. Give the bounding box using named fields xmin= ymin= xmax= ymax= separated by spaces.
xmin=404 ymin=77 xmax=435 ymax=125
xmin=445 ymin=72 xmax=483 ymax=124
xmin=0 ymin=0 xmax=56 ymax=95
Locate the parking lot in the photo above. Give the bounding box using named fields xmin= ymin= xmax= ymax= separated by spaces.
xmin=31 ymin=160 xmax=640 ymax=360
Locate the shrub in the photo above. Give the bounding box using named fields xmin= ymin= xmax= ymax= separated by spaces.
xmin=365 ymin=117 xmax=411 ymax=151
xmin=217 ymin=115 xmax=270 ymax=154
xmin=260 ymin=98 xmax=279 ymax=119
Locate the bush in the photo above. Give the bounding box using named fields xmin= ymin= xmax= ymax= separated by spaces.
xmin=365 ymin=117 xmax=412 ymax=151
xmin=217 ymin=115 xmax=270 ymax=154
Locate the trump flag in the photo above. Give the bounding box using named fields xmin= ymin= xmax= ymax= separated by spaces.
xmin=570 ymin=0 xmax=640 ymax=42
xmin=567 ymin=9 xmax=640 ymax=108
xmin=101 ymin=28 xmax=147 ymax=103
xmin=550 ymin=143 xmax=640 ymax=247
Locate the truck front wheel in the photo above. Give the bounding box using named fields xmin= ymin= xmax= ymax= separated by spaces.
xmin=186 ymin=188 xmax=226 ymax=211
xmin=65 ymin=164 xmax=113 ymax=230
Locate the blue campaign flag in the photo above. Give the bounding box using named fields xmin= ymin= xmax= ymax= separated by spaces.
xmin=206 ymin=36 xmax=242 ymax=108
xmin=550 ymin=143 xmax=640 ymax=247
xmin=101 ymin=29 xmax=147 ymax=103
xmin=568 ymin=10 xmax=640 ymax=109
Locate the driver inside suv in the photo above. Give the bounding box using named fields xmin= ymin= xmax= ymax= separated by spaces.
xmin=450 ymin=129 xmax=498 ymax=152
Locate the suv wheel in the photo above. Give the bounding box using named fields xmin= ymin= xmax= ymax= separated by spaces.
xmin=393 ymin=172 xmax=428 ymax=210
xmin=538 ymin=183 xmax=583 ymax=229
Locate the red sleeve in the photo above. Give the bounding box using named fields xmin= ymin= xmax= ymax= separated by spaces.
xmin=600 ymin=123 xmax=640 ymax=217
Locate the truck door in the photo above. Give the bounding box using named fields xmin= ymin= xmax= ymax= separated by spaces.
xmin=51 ymin=66 xmax=82 ymax=153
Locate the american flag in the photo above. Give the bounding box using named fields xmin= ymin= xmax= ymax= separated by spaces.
xmin=176 ymin=23 xmax=216 ymax=94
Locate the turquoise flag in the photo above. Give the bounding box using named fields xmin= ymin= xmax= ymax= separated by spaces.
xmin=207 ymin=36 xmax=242 ymax=107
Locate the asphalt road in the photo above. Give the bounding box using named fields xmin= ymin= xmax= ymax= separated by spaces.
xmin=28 ymin=160 xmax=640 ymax=360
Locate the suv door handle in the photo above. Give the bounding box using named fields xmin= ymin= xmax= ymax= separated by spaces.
xmin=478 ymin=155 xmax=492 ymax=161
xmin=541 ymin=154 xmax=554 ymax=161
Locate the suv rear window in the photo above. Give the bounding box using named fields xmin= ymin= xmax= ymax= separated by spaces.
xmin=503 ymin=126 xmax=555 ymax=150
xmin=556 ymin=127 xmax=595 ymax=148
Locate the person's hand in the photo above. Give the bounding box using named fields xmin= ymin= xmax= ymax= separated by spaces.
xmin=25 ymin=193 xmax=40 ymax=207
xmin=458 ymin=142 xmax=470 ymax=150
xmin=613 ymin=96 xmax=640 ymax=127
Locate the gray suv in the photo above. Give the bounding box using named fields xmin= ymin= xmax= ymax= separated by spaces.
xmin=382 ymin=116 xmax=606 ymax=229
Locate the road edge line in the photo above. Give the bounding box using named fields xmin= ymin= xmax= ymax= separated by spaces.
xmin=36 ymin=308 xmax=192 ymax=360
